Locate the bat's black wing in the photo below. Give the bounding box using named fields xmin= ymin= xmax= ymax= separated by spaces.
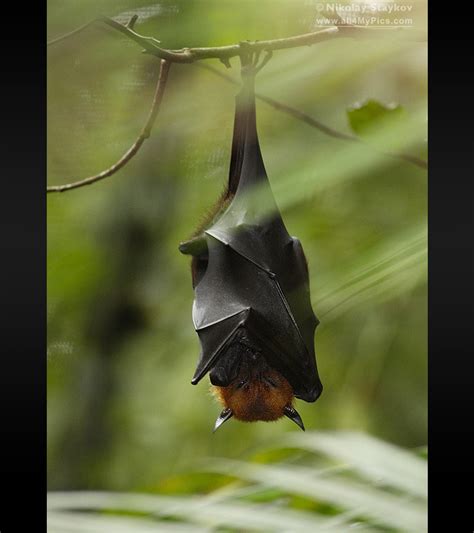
xmin=181 ymin=70 xmax=322 ymax=403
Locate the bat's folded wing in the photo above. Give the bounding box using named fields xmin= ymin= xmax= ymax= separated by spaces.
xmin=188 ymin=73 xmax=322 ymax=403
xmin=192 ymin=235 xmax=322 ymax=402
xmin=191 ymin=308 xmax=251 ymax=385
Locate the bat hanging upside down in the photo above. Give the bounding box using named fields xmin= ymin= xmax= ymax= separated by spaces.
xmin=179 ymin=55 xmax=323 ymax=432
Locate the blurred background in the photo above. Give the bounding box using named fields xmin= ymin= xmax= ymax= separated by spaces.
xmin=48 ymin=0 xmax=427 ymax=530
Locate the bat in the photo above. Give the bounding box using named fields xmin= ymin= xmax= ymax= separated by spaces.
xmin=179 ymin=61 xmax=322 ymax=432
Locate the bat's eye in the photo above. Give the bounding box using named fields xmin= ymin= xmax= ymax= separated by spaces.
xmin=236 ymin=380 xmax=247 ymax=389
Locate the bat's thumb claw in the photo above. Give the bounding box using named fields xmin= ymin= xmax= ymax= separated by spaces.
xmin=284 ymin=406 xmax=305 ymax=431
xmin=213 ymin=408 xmax=233 ymax=433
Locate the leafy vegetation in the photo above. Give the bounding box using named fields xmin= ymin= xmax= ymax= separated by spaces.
xmin=48 ymin=431 xmax=427 ymax=532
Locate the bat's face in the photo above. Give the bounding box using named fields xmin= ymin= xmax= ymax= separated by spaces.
xmin=212 ymin=356 xmax=294 ymax=422
xmin=208 ymin=343 xmax=306 ymax=432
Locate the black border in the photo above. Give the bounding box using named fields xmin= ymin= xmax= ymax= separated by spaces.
xmin=428 ymin=8 xmax=474 ymax=531
xmin=0 ymin=4 xmax=46 ymax=532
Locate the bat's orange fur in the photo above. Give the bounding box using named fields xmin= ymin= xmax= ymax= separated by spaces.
xmin=212 ymin=369 xmax=294 ymax=422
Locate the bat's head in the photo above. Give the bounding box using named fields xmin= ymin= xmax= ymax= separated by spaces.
xmin=210 ymin=351 xmax=305 ymax=432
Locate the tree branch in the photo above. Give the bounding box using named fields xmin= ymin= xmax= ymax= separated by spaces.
xmin=47 ymin=59 xmax=171 ymax=193
xmin=49 ymin=15 xmax=424 ymax=62
xmin=47 ymin=16 xmax=425 ymax=193
xmin=99 ymin=16 xmax=425 ymax=62
xmin=48 ymin=16 xmax=340 ymax=60
xmin=198 ymin=64 xmax=427 ymax=170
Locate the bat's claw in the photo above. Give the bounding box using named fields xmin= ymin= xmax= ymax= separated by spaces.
xmin=213 ymin=407 xmax=233 ymax=433
xmin=284 ymin=405 xmax=305 ymax=431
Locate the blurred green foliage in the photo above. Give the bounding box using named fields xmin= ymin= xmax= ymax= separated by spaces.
xmin=47 ymin=0 xmax=427 ymax=508
xmin=48 ymin=431 xmax=427 ymax=532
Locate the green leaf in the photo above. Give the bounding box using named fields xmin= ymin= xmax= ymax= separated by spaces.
xmin=48 ymin=492 xmax=344 ymax=532
xmin=347 ymin=99 xmax=405 ymax=138
xmin=203 ymin=459 xmax=426 ymax=532
xmin=287 ymin=431 xmax=427 ymax=499
xmin=313 ymin=224 xmax=427 ymax=319
xmin=47 ymin=510 xmax=209 ymax=533
xmin=48 ymin=432 xmax=427 ymax=532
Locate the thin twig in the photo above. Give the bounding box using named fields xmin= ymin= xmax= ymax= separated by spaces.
xmin=198 ymin=64 xmax=427 ymax=170
xmin=47 ymin=21 xmax=95 ymax=46
xmin=47 ymin=59 xmax=171 ymax=193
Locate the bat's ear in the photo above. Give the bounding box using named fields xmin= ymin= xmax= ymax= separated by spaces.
xmin=283 ymin=406 xmax=305 ymax=431
xmin=178 ymin=235 xmax=208 ymax=256
xmin=213 ymin=407 xmax=233 ymax=433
